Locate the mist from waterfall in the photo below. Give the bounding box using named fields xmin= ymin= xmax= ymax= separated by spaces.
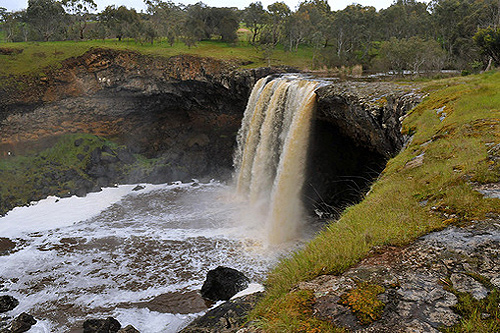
xmin=233 ymin=75 xmax=319 ymax=244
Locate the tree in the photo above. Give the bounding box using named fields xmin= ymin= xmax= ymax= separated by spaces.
xmin=145 ymin=0 xmax=184 ymax=46
xmin=267 ymin=2 xmax=290 ymax=45
xmin=379 ymin=37 xmax=445 ymax=75
xmin=243 ymin=2 xmax=267 ymax=44
xmin=98 ymin=5 xmax=140 ymax=41
xmin=26 ymin=0 xmax=67 ymax=41
xmin=62 ymin=0 xmax=97 ymax=39
xmin=474 ymin=26 xmax=500 ymax=67
xmin=0 ymin=9 xmax=24 ymax=42
xmin=379 ymin=0 xmax=431 ymax=40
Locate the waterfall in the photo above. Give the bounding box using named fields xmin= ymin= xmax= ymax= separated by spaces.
xmin=233 ymin=75 xmax=319 ymax=244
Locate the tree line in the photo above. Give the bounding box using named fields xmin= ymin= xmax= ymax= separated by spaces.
xmin=1 ymin=0 xmax=500 ymax=73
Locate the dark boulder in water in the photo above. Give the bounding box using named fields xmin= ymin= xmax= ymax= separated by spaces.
xmin=0 ymin=295 xmax=19 ymax=313
xmin=201 ymin=266 xmax=250 ymax=301
xmin=83 ymin=317 xmax=121 ymax=333
xmin=0 ymin=238 xmax=16 ymax=255
xmin=10 ymin=312 xmax=36 ymax=333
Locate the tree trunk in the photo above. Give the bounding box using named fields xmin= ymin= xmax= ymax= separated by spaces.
xmin=485 ymin=57 xmax=493 ymax=71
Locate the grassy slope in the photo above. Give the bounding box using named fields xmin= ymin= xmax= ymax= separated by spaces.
xmin=0 ymin=39 xmax=314 ymax=77
xmin=250 ymin=71 xmax=500 ymax=331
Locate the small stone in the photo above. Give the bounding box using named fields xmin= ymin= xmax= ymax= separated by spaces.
xmin=83 ymin=317 xmax=121 ymax=333
xmin=132 ymin=185 xmax=145 ymax=191
xmin=0 ymin=296 xmax=19 ymax=313
xmin=74 ymin=138 xmax=84 ymax=147
xmin=481 ymin=312 xmax=491 ymax=320
xmin=491 ymin=277 xmax=500 ymax=288
xmin=10 ymin=313 xmax=36 ymax=333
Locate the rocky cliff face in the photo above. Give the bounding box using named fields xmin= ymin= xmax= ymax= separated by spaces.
xmin=0 ymin=48 xmax=291 ymax=178
xmin=0 ymin=48 xmax=422 ymax=215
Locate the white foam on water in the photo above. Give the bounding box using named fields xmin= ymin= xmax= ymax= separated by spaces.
xmin=0 ymin=181 xmax=294 ymax=332
xmin=113 ymin=308 xmax=201 ymax=333
xmin=231 ymin=283 xmax=265 ymax=299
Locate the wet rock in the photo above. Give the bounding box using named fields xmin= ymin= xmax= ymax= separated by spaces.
xmin=140 ymin=290 xmax=208 ymax=314
xmin=450 ymin=273 xmax=489 ymax=300
xmin=132 ymin=185 xmax=145 ymax=192
xmin=10 ymin=313 xmax=36 ymax=333
xmin=181 ymin=292 xmax=262 ymax=333
xmin=83 ymin=317 xmax=121 ymax=333
xmin=0 ymin=239 xmax=15 ymax=255
xmin=0 ymin=296 xmax=19 ymax=313
xmin=116 ymin=149 xmax=136 ymax=164
xmin=117 ymin=325 xmax=139 ymax=333
xmin=201 ymin=266 xmax=250 ymax=301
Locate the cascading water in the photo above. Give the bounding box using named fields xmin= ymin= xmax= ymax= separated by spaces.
xmin=234 ymin=75 xmax=319 ymax=244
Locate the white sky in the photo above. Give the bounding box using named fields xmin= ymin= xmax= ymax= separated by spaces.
xmin=2 ymin=0 xmax=399 ymax=12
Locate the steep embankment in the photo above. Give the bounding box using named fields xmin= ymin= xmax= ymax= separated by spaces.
xmin=250 ymin=72 xmax=500 ymax=332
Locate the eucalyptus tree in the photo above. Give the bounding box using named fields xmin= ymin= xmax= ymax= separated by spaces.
xmin=243 ymin=2 xmax=268 ymax=44
xmin=379 ymin=37 xmax=445 ymax=74
xmin=25 ymin=0 xmax=67 ymax=41
xmin=62 ymin=0 xmax=97 ymax=39
xmin=0 ymin=9 xmax=24 ymax=42
xmin=266 ymin=2 xmax=291 ymax=45
xmin=474 ymin=26 xmax=500 ymax=67
xmin=379 ymin=0 xmax=431 ymax=40
xmin=144 ymin=0 xmax=184 ymax=45
xmin=98 ymin=5 xmax=140 ymax=41
xmin=329 ymin=5 xmax=379 ymax=65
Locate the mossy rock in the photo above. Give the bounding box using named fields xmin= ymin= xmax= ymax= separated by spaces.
xmin=338 ymin=282 xmax=385 ymax=325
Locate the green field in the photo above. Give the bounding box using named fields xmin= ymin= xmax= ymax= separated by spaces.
xmin=0 ymin=39 xmax=315 ymax=77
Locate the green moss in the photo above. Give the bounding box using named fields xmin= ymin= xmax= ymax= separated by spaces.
xmin=442 ymin=286 xmax=500 ymax=333
xmin=339 ymin=282 xmax=385 ymax=325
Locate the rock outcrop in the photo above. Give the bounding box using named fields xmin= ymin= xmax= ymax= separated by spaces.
xmin=298 ymin=219 xmax=500 ymax=332
xmin=316 ymin=81 xmax=423 ymax=158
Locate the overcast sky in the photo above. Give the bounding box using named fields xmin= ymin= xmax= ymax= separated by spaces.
xmin=2 ymin=0 xmax=400 ymax=12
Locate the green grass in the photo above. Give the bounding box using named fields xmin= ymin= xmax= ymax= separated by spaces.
xmin=250 ymin=72 xmax=500 ymax=331
xmin=0 ymin=39 xmax=314 ymax=78
xmin=443 ymin=282 xmax=500 ymax=333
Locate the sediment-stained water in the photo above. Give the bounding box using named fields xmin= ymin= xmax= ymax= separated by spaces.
xmin=0 ymin=182 xmax=307 ymax=332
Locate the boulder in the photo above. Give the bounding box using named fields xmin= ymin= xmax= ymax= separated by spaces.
xmin=0 ymin=296 xmax=19 ymax=313
xmin=83 ymin=317 xmax=121 ymax=333
xmin=181 ymin=292 xmax=262 ymax=333
xmin=10 ymin=313 xmax=36 ymax=333
xmin=201 ymin=266 xmax=250 ymax=301
xmin=0 ymin=238 xmax=16 ymax=255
